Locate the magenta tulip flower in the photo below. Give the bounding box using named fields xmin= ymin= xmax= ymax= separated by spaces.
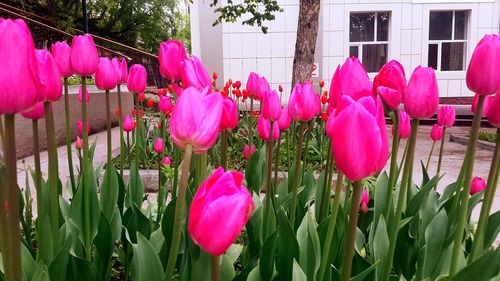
xmin=243 ymin=144 xmax=256 ymax=160
xmin=70 ymin=34 xmax=99 ymax=76
xmin=158 ymin=40 xmax=187 ymax=81
xmin=246 ymin=72 xmax=259 ymax=97
xmin=78 ymin=86 xmax=90 ymax=102
xmin=398 ymin=111 xmax=411 ymax=139
xmin=470 ymin=177 xmax=487 ymax=196
xmin=373 ymin=60 xmax=406 ymax=96
xmin=21 ymin=102 xmax=46 ymax=120
xmin=112 ymin=57 xmax=128 ymax=84
xmin=471 ymin=93 xmax=493 ymax=117
xmin=329 ymin=57 xmax=372 ymax=108
xmin=162 ymin=156 xmax=172 ymax=166
xmin=255 ymin=76 xmax=271 ymax=101
xmin=123 ymin=115 xmax=135 ymax=132
xmin=328 ymin=95 xmax=389 ymax=181
xmin=159 ymin=96 xmax=173 ymax=114
xmin=35 ymin=49 xmax=62 ymax=102
xmin=127 ymin=64 xmax=147 ymax=93
xmin=404 ymin=66 xmax=439 ymax=119
xmin=220 ymin=97 xmax=238 ymax=131
xmin=0 ymin=19 xmax=40 ymax=115
xmin=77 ymin=119 xmax=91 ymax=135
xmin=430 ymin=124 xmax=443 ymax=141
xmin=75 ymin=136 xmax=83 ymax=150
xmin=169 ymin=87 xmax=223 ymax=154
xmin=288 ymin=82 xmax=321 ymax=122
xmin=278 ymin=107 xmax=292 ymax=130
xmin=188 ymin=167 xmax=254 ymax=256
xmin=261 ymin=89 xmax=282 ymax=121
xmin=377 ymin=86 xmax=401 ymax=111
xmin=95 ymin=57 xmax=120 ymax=90
xmin=486 ymin=94 xmax=500 ymax=127
xmin=360 ymin=189 xmax=370 ymax=213
xmin=154 ymin=138 xmax=165 ymax=154
xmin=180 ymin=56 xmax=212 ymax=90
xmin=50 ymin=41 xmax=73 ymax=78
xmin=437 ymin=105 xmax=456 ymax=128
xmin=466 ymin=35 xmax=500 ymax=96
xmin=257 ymin=116 xmax=280 ymax=141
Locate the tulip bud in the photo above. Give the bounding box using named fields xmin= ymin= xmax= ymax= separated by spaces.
xmin=127 ymin=64 xmax=147 ymax=93
xmin=0 ymin=19 xmax=40 ymax=114
xmin=146 ymin=99 xmax=154 ymax=108
xmin=138 ymin=92 xmax=145 ymax=102
xmin=170 ymin=87 xmax=223 ymax=154
xmin=261 ymin=90 xmax=282 ymax=121
xmin=50 ymin=41 xmax=74 ymax=77
xmin=486 ymin=93 xmax=500 ymax=127
xmin=246 ymin=72 xmax=259 ymax=95
xmin=397 ymin=111 xmax=411 ymax=139
xmin=36 ymin=49 xmax=62 ymax=102
xmin=115 ymin=108 xmax=120 ymax=117
xmin=471 ymin=93 xmax=493 ymax=117
xmin=470 ymin=177 xmax=486 ymax=196
xmin=377 ymin=86 xmax=401 ymax=111
xmin=220 ymin=97 xmax=238 ymax=131
xmin=466 ymin=35 xmax=500 ymax=95
xmin=404 ymin=66 xmax=439 ymax=119
xmin=77 ymin=119 xmax=91 ymax=135
xmin=329 ymin=58 xmax=372 ymax=108
xmin=162 ymin=156 xmax=172 ymax=166
xmin=123 ymin=115 xmax=135 ymax=132
xmin=372 ymin=60 xmax=406 ymax=97
xmin=288 ymin=82 xmax=321 ymax=122
xmin=75 ymin=136 xmax=83 ymax=150
xmin=188 ymin=168 xmax=254 ymax=256
xmin=321 ymin=95 xmax=328 ymax=105
xmin=360 ymin=189 xmax=370 ymax=213
xmin=153 ymin=138 xmax=164 ymax=154
xmin=158 ymin=40 xmax=187 ymax=81
xmin=71 ymin=34 xmax=99 ymax=76
xmin=78 ymin=86 xmax=90 ymax=102
xmin=278 ymin=107 xmax=292 ymax=130
xmin=181 ymin=56 xmax=212 ymax=91
xmin=111 ymin=57 xmax=128 ymax=84
xmin=430 ymin=124 xmax=443 ymax=141
xmin=159 ymin=96 xmax=173 ymax=114
xmin=95 ymin=57 xmax=120 ymax=90
xmin=243 ymin=144 xmax=256 ymax=160
xmin=255 ymin=76 xmax=270 ymax=101
xmin=212 ymin=72 xmax=218 ymax=80
xmin=437 ymin=105 xmax=456 ymax=128
xmin=321 ymin=111 xmax=328 ymax=122
xmin=21 ymin=102 xmax=46 ymax=120
xmin=257 ymin=116 xmax=280 ymax=141
xmin=279 ymin=85 xmax=283 ymax=92
xmin=319 ymin=80 xmax=325 ymax=88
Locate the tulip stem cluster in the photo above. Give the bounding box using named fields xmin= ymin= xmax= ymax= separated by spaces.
xmin=289 ymin=122 xmax=306 ymax=227
xmin=436 ymin=127 xmax=447 ymax=174
xmin=63 ymin=77 xmax=77 ymax=192
xmin=263 ymin=122 xmax=276 ymax=239
xmin=386 ymin=110 xmax=400 ymax=220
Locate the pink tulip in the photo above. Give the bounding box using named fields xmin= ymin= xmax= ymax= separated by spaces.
xmin=123 ymin=115 xmax=135 ymax=132
xmin=78 ymin=86 xmax=90 ymax=102
xmin=437 ymin=105 xmax=456 ymax=128
xmin=404 ymin=66 xmax=439 ymax=119
xmin=372 ymin=60 xmax=406 ymax=96
xmin=278 ymin=107 xmax=292 ymax=130
xmin=180 ymin=56 xmax=212 ymax=91
xmin=470 ymin=177 xmax=487 ymax=196
xmin=153 ymin=138 xmax=165 ymax=154
xmin=261 ymin=89 xmax=282 ymax=121
xmin=466 ymin=35 xmax=500 ymax=95
xmin=77 ymin=119 xmax=91 ymax=135
xmin=70 ymin=34 xmax=99 ymax=76
xmin=328 ymin=95 xmax=389 ymax=181
xmin=21 ymin=102 xmax=46 ymax=120
xmin=430 ymin=124 xmax=443 ymax=141
xmin=50 ymin=41 xmax=73 ymax=77
xmin=162 ymin=156 xmax=172 ymax=166
xmin=257 ymin=115 xmax=280 ymax=141
xmin=329 ymin=57 xmax=372 ymax=108
xmin=472 ymin=93 xmax=493 ymax=117
xmin=111 ymin=57 xmax=128 ymax=84
xmin=169 ymin=87 xmax=223 ymax=154
xmin=360 ymin=189 xmax=370 ymax=213
xmin=255 ymin=76 xmax=270 ymax=101
xmin=159 ymin=96 xmax=173 ymax=114
xmin=486 ymin=94 xmax=500 ymax=127
xmin=220 ymin=97 xmax=238 ymax=131
xmin=95 ymin=57 xmax=120 ymax=90
xmin=243 ymin=144 xmax=256 ymax=160
xmin=398 ymin=111 xmax=411 ymax=139
xmin=158 ymin=40 xmax=187 ymax=81
xmin=35 ymin=49 xmax=62 ymax=102
xmin=288 ymin=82 xmax=321 ymax=122
xmin=246 ymin=72 xmax=259 ymax=97
xmin=75 ymin=136 xmax=83 ymax=150
xmin=188 ymin=167 xmax=254 ymax=256
xmin=0 ymin=19 xmax=40 ymax=115
xmin=377 ymin=86 xmax=401 ymax=111
xmin=127 ymin=64 xmax=147 ymax=93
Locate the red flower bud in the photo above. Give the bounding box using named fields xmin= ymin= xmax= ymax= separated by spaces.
xmin=146 ymin=99 xmax=154 ymax=108
xmin=212 ymin=71 xmax=218 ymax=80
xmin=319 ymin=80 xmax=325 ymax=88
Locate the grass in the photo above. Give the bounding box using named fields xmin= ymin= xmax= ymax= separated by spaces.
xmin=478 ymin=130 xmax=497 ymax=143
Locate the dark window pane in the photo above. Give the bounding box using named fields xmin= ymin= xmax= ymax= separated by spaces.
xmin=362 ymin=44 xmax=387 ymax=72
xmin=428 ymin=44 xmax=438 ymax=70
xmin=377 ymin=12 xmax=389 ymax=41
xmin=454 ymin=11 xmax=467 ymax=40
xmin=429 ymin=11 xmax=453 ymax=40
xmin=349 ymin=46 xmax=359 ymax=58
xmin=441 ymin=42 xmax=465 ymax=71
xmin=350 ymin=13 xmax=375 ymax=42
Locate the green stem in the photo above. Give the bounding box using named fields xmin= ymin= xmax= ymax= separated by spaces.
xmin=262 ymin=121 xmax=275 ymax=239
xmin=249 ymin=98 xmax=254 ymax=145
xmin=450 ymin=95 xmax=485 ymax=274
xmin=425 ymin=141 xmax=436 ymax=171
xmin=32 ymin=120 xmax=42 ymax=216
xmin=436 ymin=127 xmax=447 ymax=175
xmin=127 ymin=132 xmax=131 ymax=169
xmin=135 ymin=94 xmax=141 ymax=166
xmin=317 ymin=172 xmax=344 ymax=281
xmin=469 ymin=128 xmax=500 ymax=262
xmin=0 ymin=115 xmax=4 ymax=146
xmin=302 ymin=121 xmax=312 ymax=175
xmin=286 ymin=130 xmax=290 ymax=176
xmin=2 ymin=114 xmax=22 ymax=281
xmin=319 ymin=141 xmax=333 ymax=222
xmin=172 ymin=148 xmax=180 ymax=197
xmin=157 ymin=157 xmax=164 ymax=225
xmin=105 ymin=90 xmax=112 ymax=164
xmin=274 ymin=134 xmax=281 ymax=188
xmin=64 ymin=78 xmax=76 ymax=193
xmin=290 ymin=122 xmax=305 ymax=227
xmin=117 ymin=84 xmax=125 ymax=177
xmin=385 ymin=110 xmax=400 ymax=221
xmin=163 ymin=144 xmax=193 ymax=281
xmin=81 ymin=76 xmax=89 ymax=167
xmin=340 ymin=180 xmax=363 ymax=281
xmin=211 ymin=255 xmax=220 ymax=281
xmin=382 ymin=119 xmax=419 ymax=281
xmin=221 ymin=130 xmax=228 ymax=170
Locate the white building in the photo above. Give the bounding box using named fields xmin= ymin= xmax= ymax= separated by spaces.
xmin=190 ymin=0 xmax=500 ymax=101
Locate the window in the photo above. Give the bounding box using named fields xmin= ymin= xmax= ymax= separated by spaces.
xmin=428 ymin=11 xmax=468 ymax=71
xmin=349 ymin=12 xmax=390 ymax=72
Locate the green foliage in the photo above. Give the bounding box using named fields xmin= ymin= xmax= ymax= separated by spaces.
xmin=479 ymin=130 xmax=498 ymax=143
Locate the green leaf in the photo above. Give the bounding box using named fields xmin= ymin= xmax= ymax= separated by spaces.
xmin=292 ymin=259 xmax=307 ymax=281
xmin=31 ymin=262 xmax=50 ymax=281
xmin=94 ymin=214 xmax=114 ymax=281
xmin=246 ymin=145 xmax=266 ymax=193
xmin=406 ymin=175 xmax=441 ymax=218
xmin=484 ymin=210 xmax=500 ymax=248
xmin=373 ymin=216 xmax=389 ymax=281
xmin=100 ymin=163 xmax=119 ymax=222
xmin=128 ymin=160 xmax=144 ymax=208
xmin=123 ymin=204 xmax=151 ymax=243
xmin=296 ymin=212 xmax=321 ymax=281
xmin=350 ymin=260 xmax=378 ymax=281
xmin=449 ymin=249 xmax=500 ymax=281
xmin=260 ymin=231 xmax=278 ymax=281
xmin=221 ymin=254 xmax=236 ymax=281
xmin=374 ymin=172 xmax=390 ymax=224
xmin=131 ymin=232 xmax=165 ymax=281
xmin=248 ymin=265 xmax=263 ymax=281
xmin=21 ymin=242 xmax=36 ymax=281
xmin=423 ymin=209 xmax=448 ymax=279
xmin=277 ymin=208 xmax=300 ymax=280
xmin=314 ymin=171 xmax=326 ymax=221
xmin=67 ymin=255 xmax=100 ymax=281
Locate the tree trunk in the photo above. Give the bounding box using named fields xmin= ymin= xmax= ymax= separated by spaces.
xmin=291 ymin=0 xmax=321 ymax=87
